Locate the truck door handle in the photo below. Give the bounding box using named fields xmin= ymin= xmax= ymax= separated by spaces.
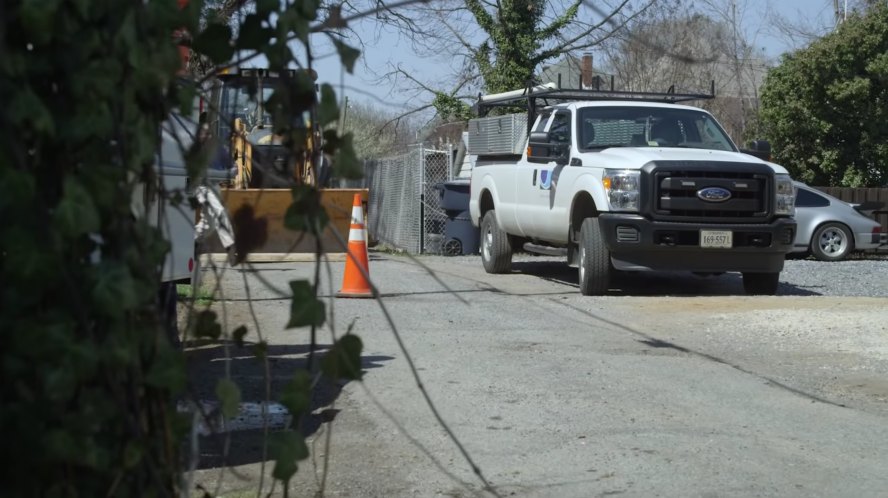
xmin=532 ymin=169 xmax=537 ymax=186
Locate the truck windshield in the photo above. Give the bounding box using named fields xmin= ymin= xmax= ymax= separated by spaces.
xmin=577 ymin=107 xmax=737 ymax=152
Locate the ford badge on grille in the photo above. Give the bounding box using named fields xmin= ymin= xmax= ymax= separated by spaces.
xmin=697 ymin=187 xmax=732 ymax=203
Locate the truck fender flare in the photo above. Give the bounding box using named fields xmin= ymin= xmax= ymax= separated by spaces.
xmin=567 ymin=173 xmax=609 ymax=240
xmin=474 ymin=173 xmax=502 ymax=225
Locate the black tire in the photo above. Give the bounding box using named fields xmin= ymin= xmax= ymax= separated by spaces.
xmin=480 ymin=210 xmax=512 ymax=273
xmin=578 ymin=218 xmax=611 ymax=295
xmin=742 ymin=272 xmax=780 ymax=295
xmin=810 ymin=222 xmax=854 ymax=261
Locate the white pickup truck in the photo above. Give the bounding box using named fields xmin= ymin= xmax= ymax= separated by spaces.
xmin=468 ymin=85 xmax=797 ymax=295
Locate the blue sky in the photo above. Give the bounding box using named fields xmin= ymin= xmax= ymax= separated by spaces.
xmin=307 ymin=0 xmax=841 ymax=110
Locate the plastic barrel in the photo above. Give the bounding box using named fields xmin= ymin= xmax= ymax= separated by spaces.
xmin=443 ymin=216 xmax=480 ymax=255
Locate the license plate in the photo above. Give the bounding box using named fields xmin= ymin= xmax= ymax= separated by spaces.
xmin=700 ymin=230 xmax=732 ymax=248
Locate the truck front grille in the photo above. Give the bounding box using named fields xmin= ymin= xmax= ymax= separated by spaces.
xmin=644 ymin=163 xmax=773 ymax=223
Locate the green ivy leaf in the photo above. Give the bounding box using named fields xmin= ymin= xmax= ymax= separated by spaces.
xmin=177 ymin=81 xmax=197 ymax=116
xmin=256 ymin=0 xmax=279 ymax=17
xmin=19 ymin=0 xmax=59 ymax=45
xmin=263 ymin=40 xmax=295 ymax=70
xmin=215 ymin=378 xmax=241 ymax=419
xmin=317 ymin=84 xmax=339 ymax=127
xmin=321 ymin=334 xmax=363 ymax=381
xmin=193 ymin=311 xmax=222 ymax=340
xmin=332 ymin=132 xmax=362 ymax=180
xmin=279 ymin=370 xmax=311 ymax=417
xmin=8 ymin=88 xmax=55 ymax=135
xmin=0 ymin=168 xmax=35 ymax=211
xmin=253 ymin=340 xmax=268 ymax=361
xmin=123 ymin=442 xmax=143 ymax=469
xmin=287 ymin=280 xmax=325 ymax=328
xmin=145 ymin=348 xmax=186 ymax=392
xmin=43 ymin=429 xmax=78 ymax=463
xmin=232 ymin=325 xmax=248 ymax=347
xmin=54 ymin=177 xmax=100 ymax=237
xmin=278 ymin=8 xmax=310 ymax=44
xmin=192 ymin=23 xmax=234 ymax=64
xmin=236 ymin=14 xmax=272 ymax=51
xmin=91 ymin=262 xmax=139 ymax=318
xmin=332 ymin=39 xmax=360 ymax=73
xmin=283 ymin=185 xmax=329 ymax=234
xmin=269 ymin=431 xmax=309 ymax=483
xmin=1 ymin=227 xmax=54 ymax=285
xmin=295 ymin=0 xmax=321 ymax=20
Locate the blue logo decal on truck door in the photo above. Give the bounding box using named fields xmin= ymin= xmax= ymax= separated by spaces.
xmin=539 ymin=169 xmax=552 ymax=190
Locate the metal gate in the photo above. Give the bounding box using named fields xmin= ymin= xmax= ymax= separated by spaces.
xmin=368 ymin=144 xmax=453 ymax=254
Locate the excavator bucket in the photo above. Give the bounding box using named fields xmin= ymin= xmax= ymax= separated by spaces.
xmin=212 ymin=187 xmax=370 ymax=257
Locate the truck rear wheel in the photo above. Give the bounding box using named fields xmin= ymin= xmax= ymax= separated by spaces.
xmin=480 ymin=210 xmax=513 ymax=273
xmin=742 ymin=272 xmax=780 ymax=295
xmin=578 ymin=218 xmax=611 ymax=295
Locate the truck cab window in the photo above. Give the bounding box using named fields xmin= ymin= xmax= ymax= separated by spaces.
xmin=528 ymin=111 xmax=571 ymax=162
xmin=650 ymin=118 xmax=690 ymax=146
xmin=548 ymin=112 xmax=571 ymax=144
xmin=578 ymin=107 xmax=736 ymax=151
xmin=532 ymin=112 xmax=552 ymax=133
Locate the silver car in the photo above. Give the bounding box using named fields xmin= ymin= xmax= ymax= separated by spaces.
xmin=791 ymin=182 xmax=884 ymax=261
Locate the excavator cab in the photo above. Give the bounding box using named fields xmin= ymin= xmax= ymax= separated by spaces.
xmin=204 ymin=68 xmax=321 ymax=188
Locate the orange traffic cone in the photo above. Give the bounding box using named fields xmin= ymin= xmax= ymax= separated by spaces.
xmin=336 ymin=194 xmax=373 ymax=298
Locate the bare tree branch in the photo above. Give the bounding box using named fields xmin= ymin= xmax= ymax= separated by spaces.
xmin=535 ymin=0 xmax=645 ymax=62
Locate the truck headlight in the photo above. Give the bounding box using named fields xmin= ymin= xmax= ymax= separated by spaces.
xmin=775 ymin=174 xmax=795 ymax=215
xmin=603 ymin=169 xmax=641 ymax=212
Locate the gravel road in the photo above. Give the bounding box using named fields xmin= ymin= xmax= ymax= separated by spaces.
xmin=189 ymin=252 xmax=888 ymax=497
xmin=412 ymin=252 xmax=888 ymax=297
xmin=778 ymin=257 xmax=888 ymax=296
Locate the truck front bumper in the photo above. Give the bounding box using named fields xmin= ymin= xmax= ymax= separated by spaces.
xmin=598 ymin=214 xmax=796 ymax=273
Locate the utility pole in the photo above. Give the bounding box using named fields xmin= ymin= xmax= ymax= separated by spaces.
xmin=731 ymin=0 xmax=746 ymax=136
xmin=833 ymin=0 xmax=848 ymax=28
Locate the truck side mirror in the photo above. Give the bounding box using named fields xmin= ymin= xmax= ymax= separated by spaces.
xmin=528 ymin=131 xmax=549 ymax=144
xmin=747 ymin=140 xmax=771 ymax=154
xmin=741 ymin=139 xmax=772 ymax=162
xmin=527 ymin=131 xmax=569 ymax=165
xmin=527 ymin=131 xmax=550 ymax=159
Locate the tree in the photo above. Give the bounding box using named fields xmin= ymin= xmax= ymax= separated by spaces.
xmin=349 ymin=0 xmax=655 ymax=118
xmin=759 ymin=3 xmax=888 ymax=187
xmin=598 ymin=0 xmax=768 ymax=142
xmin=342 ymin=101 xmax=417 ymax=159
xmin=768 ymin=0 xmax=879 ymax=51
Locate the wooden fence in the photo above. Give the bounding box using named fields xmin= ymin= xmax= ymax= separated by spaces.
xmin=813 ymin=186 xmax=888 ymax=232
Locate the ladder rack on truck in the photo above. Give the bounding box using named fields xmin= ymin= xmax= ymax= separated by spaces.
xmin=475 ymin=80 xmax=717 ymax=134
xmin=467 ymin=80 xmax=773 ymax=161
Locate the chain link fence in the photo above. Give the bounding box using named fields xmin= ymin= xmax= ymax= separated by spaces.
xmin=367 ymin=144 xmax=453 ymax=254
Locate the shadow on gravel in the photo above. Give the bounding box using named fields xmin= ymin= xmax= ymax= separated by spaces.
xmin=183 ymin=341 xmax=394 ymax=469
xmin=510 ymin=260 xmax=821 ymax=296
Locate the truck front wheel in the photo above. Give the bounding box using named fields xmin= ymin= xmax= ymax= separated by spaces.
xmin=481 ymin=210 xmax=512 ymax=273
xmin=742 ymin=272 xmax=780 ymax=295
xmin=578 ymin=218 xmax=611 ymax=295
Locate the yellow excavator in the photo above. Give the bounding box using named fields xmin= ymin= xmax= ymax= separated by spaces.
xmin=202 ymin=68 xmax=368 ymax=254
xmin=203 ymin=68 xmax=322 ymax=189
